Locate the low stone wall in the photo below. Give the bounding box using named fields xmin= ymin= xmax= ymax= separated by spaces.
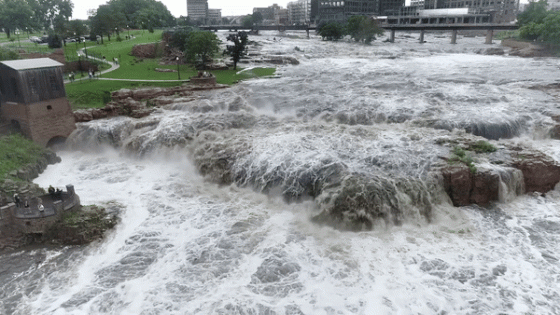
xmin=0 ymin=185 xmax=81 ymax=236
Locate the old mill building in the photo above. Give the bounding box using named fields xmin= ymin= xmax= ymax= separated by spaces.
xmin=0 ymin=58 xmax=76 ymax=147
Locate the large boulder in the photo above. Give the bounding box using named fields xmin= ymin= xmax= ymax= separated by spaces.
xmin=512 ymin=152 xmax=560 ymax=193
xmin=441 ymin=165 xmax=502 ymax=207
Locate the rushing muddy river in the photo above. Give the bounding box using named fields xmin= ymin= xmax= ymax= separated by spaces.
xmin=1 ymin=31 xmax=560 ymax=314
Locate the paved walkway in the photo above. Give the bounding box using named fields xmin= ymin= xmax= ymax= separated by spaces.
xmin=65 ymin=48 xmax=188 ymax=84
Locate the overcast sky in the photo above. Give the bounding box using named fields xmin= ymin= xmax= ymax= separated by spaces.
xmin=72 ymin=0 xmax=291 ymax=20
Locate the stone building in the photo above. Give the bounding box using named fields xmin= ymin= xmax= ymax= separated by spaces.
xmin=0 ymin=58 xmax=76 ymax=147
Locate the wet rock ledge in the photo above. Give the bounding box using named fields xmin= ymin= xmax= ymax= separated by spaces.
xmin=438 ymin=139 xmax=560 ymax=207
xmin=74 ymin=84 xmax=229 ymax=122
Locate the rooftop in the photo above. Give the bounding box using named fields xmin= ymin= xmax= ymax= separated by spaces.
xmin=0 ymin=58 xmax=64 ymax=71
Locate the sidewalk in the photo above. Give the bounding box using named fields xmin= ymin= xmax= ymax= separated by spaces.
xmin=65 ymin=48 xmax=188 ymax=84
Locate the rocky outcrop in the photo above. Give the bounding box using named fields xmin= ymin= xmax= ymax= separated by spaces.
xmin=501 ymin=39 xmax=553 ymax=58
xmin=477 ymin=48 xmax=505 ymax=55
xmin=73 ymin=84 xmax=228 ymax=122
xmin=439 ymin=141 xmax=560 ymax=207
xmin=251 ymin=56 xmax=300 ymax=65
xmin=441 ymin=165 xmax=502 ymax=207
xmin=42 ymin=205 xmax=118 ymax=246
xmin=131 ymin=42 xmax=159 ymax=59
xmin=511 ymin=151 xmax=560 ymax=193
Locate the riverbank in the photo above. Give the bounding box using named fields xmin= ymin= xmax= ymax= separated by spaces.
xmin=501 ymin=38 xmax=560 ymax=57
xmin=0 ymin=134 xmax=117 ymax=251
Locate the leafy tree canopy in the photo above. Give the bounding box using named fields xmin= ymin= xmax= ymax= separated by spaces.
xmin=28 ymin=0 xmax=73 ymax=31
xmin=0 ymin=0 xmax=34 ymax=38
xmin=518 ymin=0 xmax=549 ymax=26
xmin=184 ymin=31 xmax=221 ymax=69
xmin=346 ymin=15 xmax=383 ymax=44
xmin=517 ymin=1 xmax=560 ymax=44
xmin=242 ymin=15 xmax=254 ymax=28
xmin=224 ymin=31 xmax=248 ymax=70
xmin=107 ymin=0 xmax=175 ymax=29
xmin=319 ymin=22 xmax=344 ymax=41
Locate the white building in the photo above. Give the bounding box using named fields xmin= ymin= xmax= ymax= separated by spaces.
xmin=187 ymin=0 xmax=208 ymax=21
xmin=287 ymin=0 xmax=311 ymax=25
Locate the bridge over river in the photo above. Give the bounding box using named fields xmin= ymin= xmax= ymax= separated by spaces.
xmin=201 ymin=22 xmax=518 ymax=44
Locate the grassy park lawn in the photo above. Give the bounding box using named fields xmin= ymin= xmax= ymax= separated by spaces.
xmin=0 ymin=134 xmax=45 ymax=180
xmin=65 ymin=80 xmax=183 ymax=109
xmin=63 ymin=29 xmax=276 ymax=109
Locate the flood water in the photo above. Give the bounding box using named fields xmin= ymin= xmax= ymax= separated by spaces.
xmin=1 ymin=31 xmax=560 ymax=314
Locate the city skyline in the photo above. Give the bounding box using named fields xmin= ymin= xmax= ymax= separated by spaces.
xmin=72 ymin=0 xmax=292 ymax=20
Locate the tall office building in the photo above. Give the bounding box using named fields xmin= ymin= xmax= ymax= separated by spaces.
xmin=187 ymin=0 xmax=208 ymax=22
xmin=288 ymin=0 xmax=312 ymax=24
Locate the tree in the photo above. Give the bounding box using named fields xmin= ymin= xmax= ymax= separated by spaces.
xmin=346 ymin=16 xmax=383 ymax=44
xmin=252 ymin=12 xmax=263 ymax=26
xmin=108 ymin=0 xmax=175 ymax=29
xmin=242 ymin=15 xmax=253 ymax=28
xmin=0 ymin=0 xmax=33 ymax=38
xmin=185 ymin=31 xmax=221 ymax=69
xmin=518 ymin=0 xmax=549 ymax=27
xmin=224 ymin=31 xmax=248 ymax=70
xmin=516 ymin=0 xmax=560 ymax=44
xmin=168 ymin=26 xmax=196 ymax=51
xmin=28 ymin=0 xmax=73 ymax=31
xmin=67 ymin=19 xmax=89 ymax=39
xmin=540 ymin=11 xmax=560 ymax=43
xmin=318 ymin=22 xmax=344 ymax=41
xmin=90 ymin=4 xmax=125 ymax=42
xmin=519 ymin=21 xmax=544 ymax=40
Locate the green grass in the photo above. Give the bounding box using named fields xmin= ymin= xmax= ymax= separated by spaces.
xmin=65 ymin=80 xmax=184 ymax=109
xmin=65 ymin=66 xmax=275 ymax=109
xmin=0 ymin=134 xmax=46 ymax=180
xmin=62 ymin=29 xmax=276 ymax=108
xmin=450 ymin=146 xmax=477 ymax=174
xmin=0 ymin=31 xmax=45 ymax=43
xmin=468 ymin=140 xmax=497 ymax=153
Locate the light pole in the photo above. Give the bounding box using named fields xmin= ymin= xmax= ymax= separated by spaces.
xmin=127 ymin=25 xmax=130 ymax=39
xmin=83 ymin=39 xmax=88 ymax=58
xmin=176 ymin=57 xmax=181 ymax=80
xmin=15 ymin=30 xmax=20 ymax=48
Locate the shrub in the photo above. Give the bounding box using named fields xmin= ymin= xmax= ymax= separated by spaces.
xmin=47 ymin=33 xmax=63 ymax=49
xmin=469 ymin=140 xmax=497 ymax=153
xmin=319 ymin=22 xmax=345 ymax=41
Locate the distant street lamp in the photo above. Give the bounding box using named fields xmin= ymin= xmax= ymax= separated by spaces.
xmin=15 ymin=30 xmax=20 ymax=48
xmin=84 ymin=39 xmax=88 ymax=58
xmin=176 ymin=57 xmax=181 ymax=80
xmin=127 ymin=25 xmax=130 ymax=39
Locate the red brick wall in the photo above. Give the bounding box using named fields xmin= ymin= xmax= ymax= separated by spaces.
xmin=26 ymin=97 xmax=76 ymax=147
xmin=1 ymin=97 xmax=76 ymax=147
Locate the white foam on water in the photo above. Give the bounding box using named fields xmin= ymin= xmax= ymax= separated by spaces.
xmin=2 ymin=32 xmax=560 ymax=314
